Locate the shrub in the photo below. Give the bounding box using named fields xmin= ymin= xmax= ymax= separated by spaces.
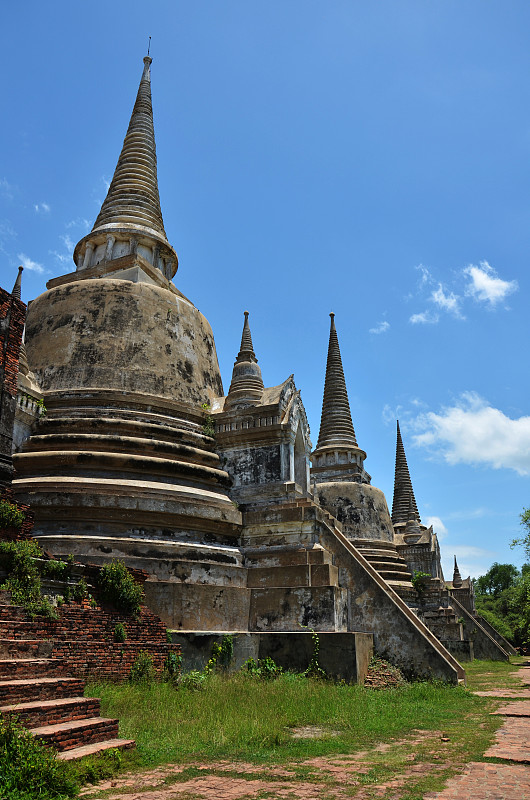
xmin=40 ymin=558 xmax=69 ymax=580
xmin=97 ymin=560 xmax=143 ymax=616
xmin=129 ymin=650 xmax=155 ymax=684
xmin=242 ymin=656 xmax=283 ymax=679
xmin=0 ymin=498 xmax=25 ymax=530
xmin=411 ymin=570 xmax=431 ymax=602
xmin=0 ymin=540 xmax=58 ymax=619
xmin=0 ymin=714 xmax=77 ymax=799
xmin=162 ymin=650 xmax=182 ymax=684
xmin=206 ymin=634 xmax=233 ymax=672
xmin=180 ymin=669 xmax=209 ymax=691
xmin=71 ymin=578 xmax=88 ymax=603
xmin=113 ymin=623 xmax=127 ymax=643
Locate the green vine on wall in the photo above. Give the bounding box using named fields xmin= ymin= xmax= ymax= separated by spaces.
xmin=201 ymin=402 xmax=215 ymax=438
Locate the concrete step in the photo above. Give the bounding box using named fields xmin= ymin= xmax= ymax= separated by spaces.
xmin=0 ymin=676 xmax=86 ymax=704
xmin=244 ymin=547 xmax=332 ymax=568
xmin=368 ymin=560 xmax=411 ymax=574
xmin=57 ymin=737 xmax=136 ymax=761
xmin=0 ymin=696 xmax=100 ymax=728
xmin=30 ymin=716 xmax=120 ymax=752
xmin=247 ymin=563 xmax=338 ymax=589
xmin=0 ymin=658 xmax=68 ymax=679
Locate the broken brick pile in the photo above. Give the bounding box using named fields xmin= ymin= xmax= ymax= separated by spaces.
xmin=363 ymin=657 xmax=406 ymax=689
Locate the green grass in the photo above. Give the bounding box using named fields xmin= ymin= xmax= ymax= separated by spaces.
xmin=464 ymin=656 xmax=526 ymax=691
xmin=75 ymin=658 xmax=526 ymax=797
xmin=84 ymin=672 xmax=493 ymax=769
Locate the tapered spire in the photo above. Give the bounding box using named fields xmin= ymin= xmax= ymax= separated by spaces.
xmin=391 ymin=420 xmax=420 ymax=525
xmin=93 ymin=57 xmax=166 ymax=239
xmin=225 ymin=311 xmax=264 ymax=409
xmin=315 ymin=314 xmax=357 ymax=451
xmin=452 ymin=556 xmax=463 ymax=588
xmin=11 ymin=266 xmax=23 ymax=300
xmin=73 ymin=57 xmax=177 ymax=278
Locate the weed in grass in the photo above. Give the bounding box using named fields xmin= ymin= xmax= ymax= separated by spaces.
xmin=129 ymin=650 xmax=155 ymax=684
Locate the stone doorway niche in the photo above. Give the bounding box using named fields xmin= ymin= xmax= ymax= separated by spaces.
xmin=293 ymin=424 xmax=308 ymax=493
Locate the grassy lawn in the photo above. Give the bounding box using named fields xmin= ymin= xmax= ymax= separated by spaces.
xmin=74 ymin=656 xmax=524 ymax=798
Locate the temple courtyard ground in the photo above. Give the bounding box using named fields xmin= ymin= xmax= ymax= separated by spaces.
xmin=78 ymin=660 xmax=530 ymax=800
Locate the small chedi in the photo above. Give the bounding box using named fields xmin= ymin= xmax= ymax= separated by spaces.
xmin=2 ymin=56 xmax=512 ymax=684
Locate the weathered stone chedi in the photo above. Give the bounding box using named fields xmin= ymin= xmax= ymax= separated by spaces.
xmin=10 ymin=56 xmax=478 ymax=682
xmin=14 ymin=57 xmax=240 ymax=583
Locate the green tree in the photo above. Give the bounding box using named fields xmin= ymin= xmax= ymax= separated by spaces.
xmin=474 ymin=562 xmax=520 ymax=596
xmin=512 ymin=507 xmax=530 ymax=559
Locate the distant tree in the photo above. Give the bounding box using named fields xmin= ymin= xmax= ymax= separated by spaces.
xmin=475 ymin=562 xmax=520 ymax=596
xmin=511 ymin=508 xmax=530 ymax=560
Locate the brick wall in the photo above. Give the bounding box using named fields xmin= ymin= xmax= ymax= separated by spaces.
xmin=0 ymin=599 xmax=180 ymax=680
xmin=0 ymin=284 xmax=26 ymax=487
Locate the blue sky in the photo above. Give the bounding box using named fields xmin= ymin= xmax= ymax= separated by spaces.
xmin=1 ymin=1 xmax=529 ymax=578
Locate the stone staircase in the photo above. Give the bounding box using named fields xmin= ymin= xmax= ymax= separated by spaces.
xmin=0 ymin=597 xmax=136 ymax=759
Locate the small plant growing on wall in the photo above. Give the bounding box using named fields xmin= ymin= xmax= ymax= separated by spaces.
xmin=0 ymin=499 xmax=25 ymax=530
xmin=97 ymin=560 xmax=143 ymax=616
xmin=411 ymin=570 xmax=431 ymax=604
xmin=113 ymin=623 xmax=127 ymax=643
xmin=201 ymin=402 xmax=215 ymax=438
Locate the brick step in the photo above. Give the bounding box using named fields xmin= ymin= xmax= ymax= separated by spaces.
xmin=0 ymin=677 xmax=86 ymax=704
xmin=0 ymin=606 xmax=28 ymax=622
xmin=0 ymin=639 xmax=54 ymax=658
xmin=0 ymin=696 xmax=100 ymax=727
xmin=0 ymin=658 xmax=67 ymax=679
xmin=57 ymin=737 xmax=136 ymax=761
xmin=30 ymin=717 xmax=120 ymax=752
xmin=0 ymin=623 xmax=170 ymax=641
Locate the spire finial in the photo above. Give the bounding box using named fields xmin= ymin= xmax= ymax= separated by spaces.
xmin=147 ymin=35 xmax=151 ymax=57
xmin=391 ymin=420 xmax=421 ymax=525
xmin=314 ymin=314 xmax=358 ymax=452
xmin=452 ymin=555 xmax=463 ymax=588
xmin=74 ymin=52 xmax=177 ymax=278
xmin=11 ymin=266 xmax=23 ymax=300
xmin=225 ymin=310 xmax=264 ymax=408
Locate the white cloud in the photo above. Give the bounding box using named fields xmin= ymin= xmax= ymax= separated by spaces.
xmin=441 ymin=545 xmax=496 ymax=580
xmin=431 ymin=284 xmax=464 ymax=318
xmin=34 ymin=202 xmax=50 ymax=214
xmin=17 ymin=252 xmax=47 ymax=275
xmin=464 ymin=261 xmax=517 ymax=307
xmin=416 ymin=263 xmax=433 ymax=287
xmin=382 ymin=404 xmax=403 ymax=425
xmin=369 ymin=320 xmax=390 ymax=334
xmin=409 ymin=310 xmax=439 ymax=324
xmin=50 ymin=233 xmax=75 ymax=266
xmin=413 ymin=392 xmax=530 ymax=475
xmin=0 ymin=220 xmax=15 ymax=239
xmin=61 ymin=234 xmax=74 ymax=252
xmin=49 ymin=250 xmax=70 ymax=265
xmin=424 ymin=516 xmax=448 ymax=540
xmin=66 ymin=217 xmax=91 ymax=231
xmin=0 ymin=178 xmax=14 ymax=201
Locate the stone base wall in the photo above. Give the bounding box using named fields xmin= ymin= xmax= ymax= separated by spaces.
xmin=169 ymin=630 xmax=374 ymax=684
